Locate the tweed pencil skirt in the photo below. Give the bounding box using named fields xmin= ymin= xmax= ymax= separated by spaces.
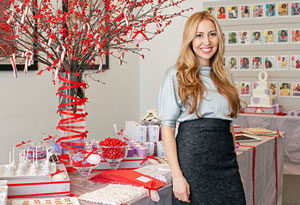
xmin=172 ymin=118 xmax=246 ymax=205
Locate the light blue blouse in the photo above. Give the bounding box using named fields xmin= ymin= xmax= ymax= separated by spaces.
xmin=158 ymin=65 xmax=234 ymax=127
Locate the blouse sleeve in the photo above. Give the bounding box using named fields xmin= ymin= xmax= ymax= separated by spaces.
xmin=158 ymin=67 xmax=181 ymax=127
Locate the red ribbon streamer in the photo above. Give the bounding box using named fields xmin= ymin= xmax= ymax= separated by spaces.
xmin=16 ymin=140 xmax=31 ymax=147
xmin=140 ymin=154 xmax=159 ymax=166
xmin=56 ymin=73 xmax=88 ymax=156
xmin=132 ymin=28 xmax=149 ymax=41
xmin=240 ymin=144 xmax=256 ymax=205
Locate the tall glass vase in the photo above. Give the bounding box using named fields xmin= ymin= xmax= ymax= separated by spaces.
xmin=56 ymin=72 xmax=87 ymax=154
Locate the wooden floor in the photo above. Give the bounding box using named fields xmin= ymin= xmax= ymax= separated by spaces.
xmin=283 ymin=174 xmax=300 ymax=205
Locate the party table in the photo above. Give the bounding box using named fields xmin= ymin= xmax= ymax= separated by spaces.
xmin=70 ymin=134 xmax=283 ymax=205
xmin=235 ymin=113 xmax=300 ymax=175
xmin=7 ymin=134 xmax=283 ymax=205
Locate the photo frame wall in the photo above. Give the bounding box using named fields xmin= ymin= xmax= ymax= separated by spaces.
xmin=205 ymin=0 xmax=300 ymax=107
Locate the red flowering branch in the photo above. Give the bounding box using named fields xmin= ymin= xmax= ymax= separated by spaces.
xmin=0 ymin=0 xmax=192 ymax=78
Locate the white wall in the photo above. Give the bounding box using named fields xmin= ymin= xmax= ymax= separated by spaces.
xmin=139 ymin=0 xmax=207 ymax=117
xmin=0 ymin=53 xmax=140 ymax=164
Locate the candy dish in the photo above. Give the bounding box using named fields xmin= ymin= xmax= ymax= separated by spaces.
xmin=98 ymin=138 xmax=128 ymax=170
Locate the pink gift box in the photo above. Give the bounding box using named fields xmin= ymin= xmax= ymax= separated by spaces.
xmin=242 ymin=106 xmax=276 ymax=115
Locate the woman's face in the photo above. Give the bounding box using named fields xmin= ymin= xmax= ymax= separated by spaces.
xmin=283 ymin=84 xmax=287 ymax=89
xmin=266 ymin=61 xmax=270 ymax=68
xmin=281 ymin=31 xmax=286 ymax=37
xmin=269 ymin=5 xmax=273 ymax=11
xmin=192 ymin=19 xmax=219 ymax=66
xmin=220 ymin=7 xmax=224 ymax=13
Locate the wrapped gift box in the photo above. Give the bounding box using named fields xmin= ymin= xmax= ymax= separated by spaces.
xmin=6 ymin=164 xmax=70 ymax=198
xmin=242 ymin=106 xmax=276 ymax=115
xmin=92 ymin=156 xmax=148 ymax=171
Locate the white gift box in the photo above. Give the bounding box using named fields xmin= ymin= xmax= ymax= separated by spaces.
xmin=5 ymin=164 xmax=70 ymax=198
xmin=148 ymin=125 xmax=160 ymax=142
xmin=156 ymin=141 xmax=165 ymax=158
xmin=242 ymin=106 xmax=276 ymax=115
xmin=144 ymin=142 xmax=155 ymax=156
xmin=92 ymin=156 xmax=148 ymax=171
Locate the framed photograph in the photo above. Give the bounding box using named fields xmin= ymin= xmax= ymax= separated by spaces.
xmin=251 ymin=30 xmax=263 ymax=44
xmin=252 ymin=56 xmax=263 ymax=70
xmin=217 ymin=6 xmax=226 ymax=19
xmin=0 ymin=1 xmax=38 ymax=71
xmin=270 ymin=82 xmax=278 ymax=96
xmin=227 ymin=31 xmax=238 ymax=45
xmin=223 ymin=32 xmax=227 ymax=45
xmin=290 ymin=28 xmax=300 ymax=43
xmin=266 ymin=3 xmax=276 ymax=17
xmin=239 ymin=31 xmax=250 ymax=45
xmin=239 ymin=56 xmax=251 ymax=70
xmin=263 ymin=29 xmax=275 ymax=44
xmin=240 ymin=5 xmax=251 ymax=19
xmin=292 ymin=82 xmax=300 ymax=97
xmin=279 ymin=82 xmax=291 ymax=97
xmin=291 ymin=2 xmax=300 ymax=16
xmin=239 ymin=82 xmax=251 ymax=96
xmin=277 ymin=56 xmax=289 ymax=70
xmin=62 ymin=0 xmax=109 ymax=70
xmin=234 ymin=82 xmax=239 ymax=90
xmin=206 ymin=6 xmax=216 ymax=17
xmin=290 ymin=55 xmax=300 ymax=70
xmin=277 ymin=29 xmax=289 ymax=44
xmin=228 ymin=6 xmax=238 ymax=19
xmin=227 ymin=56 xmax=238 ymax=70
xmin=278 ymin=2 xmax=289 ymax=16
xmin=253 ymin=4 xmax=264 ymax=18
xmin=264 ymin=56 xmax=276 ymax=70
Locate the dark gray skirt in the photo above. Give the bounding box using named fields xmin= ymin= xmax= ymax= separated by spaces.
xmin=172 ymin=118 xmax=246 ymax=205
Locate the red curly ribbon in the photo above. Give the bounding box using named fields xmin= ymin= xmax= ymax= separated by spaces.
xmin=56 ymin=73 xmax=88 ymax=157
xmin=43 ymin=135 xmax=53 ymax=141
xmin=140 ymin=154 xmax=159 ymax=166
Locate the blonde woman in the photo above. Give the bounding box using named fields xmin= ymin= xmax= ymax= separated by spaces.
xmin=158 ymin=12 xmax=246 ymax=204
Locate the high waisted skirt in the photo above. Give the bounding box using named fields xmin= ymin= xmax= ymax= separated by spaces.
xmin=172 ymin=118 xmax=246 ymax=205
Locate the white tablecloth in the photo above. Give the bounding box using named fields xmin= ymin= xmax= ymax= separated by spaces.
xmin=235 ymin=113 xmax=300 ymax=175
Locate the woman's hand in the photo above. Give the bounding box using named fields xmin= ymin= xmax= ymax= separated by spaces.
xmin=173 ymin=174 xmax=191 ymax=203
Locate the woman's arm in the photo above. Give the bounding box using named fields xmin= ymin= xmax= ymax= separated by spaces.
xmin=162 ymin=125 xmax=190 ymax=203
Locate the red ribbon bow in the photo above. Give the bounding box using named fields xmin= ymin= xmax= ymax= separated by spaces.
xmin=16 ymin=140 xmax=31 ymax=147
xmin=140 ymin=154 xmax=158 ymax=165
xmin=132 ymin=28 xmax=149 ymax=41
xmin=50 ymin=169 xmax=65 ymax=178
xmin=255 ymin=107 xmax=265 ymax=113
xmin=83 ymin=147 xmax=98 ymax=161
xmin=43 ymin=135 xmax=53 ymax=141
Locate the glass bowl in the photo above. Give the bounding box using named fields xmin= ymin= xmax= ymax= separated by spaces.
xmin=67 ymin=147 xmax=101 ymax=186
xmin=98 ymin=145 xmax=128 ymax=169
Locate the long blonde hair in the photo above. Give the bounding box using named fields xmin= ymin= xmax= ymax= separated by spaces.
xmin=176 ymin=11 xmax=241 ymax=118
